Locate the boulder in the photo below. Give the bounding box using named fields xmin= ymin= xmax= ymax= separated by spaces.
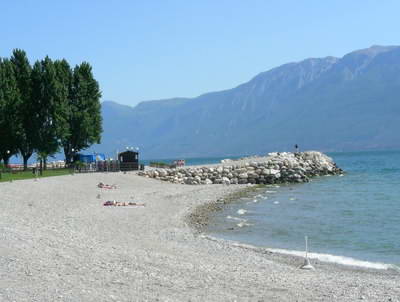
xmin=222 ymin=177 xmax=230 ymax=185
xmin=238 ymin=172 xmax=248 ymax=179
xmin=158 ymin=169 xmax=167 ymax=177
xmin=138 ymin=151 xmax=343 ymax=186
xmin=204 ymin=179 xmax=213 ymax=185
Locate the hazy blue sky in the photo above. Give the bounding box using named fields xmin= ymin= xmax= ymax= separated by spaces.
xmin=1 ymin=1 xmax=400 ymax=106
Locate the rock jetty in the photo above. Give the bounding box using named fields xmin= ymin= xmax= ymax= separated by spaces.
xmin=138 ymin=151 xmax=343 ymax=185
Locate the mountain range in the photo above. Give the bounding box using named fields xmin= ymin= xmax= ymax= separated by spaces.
xmin=97 ymin=45 xmax=400 ymax=159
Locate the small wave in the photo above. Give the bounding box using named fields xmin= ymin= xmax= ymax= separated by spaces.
xmin=237 ymin=209 xmax=247 ymax=215
xmin=237 ymin=221 xmax=252 ymax=228
xmin=266 ymin=190 xmax=277 ymax=193
xmin=266 ymin=248 xmax=397 ymax=270
xmin=246 ymin=199 xmax=259 ymax=204
xmin=226 ymin=215 xmax=246 ymax=222
xmin=289 ymin=197 xmax=296 ymax=201
xmin=273 ymin=201 xmax=280 ymax=204
xmin=201 ymin=235 xmax=398 ymax=271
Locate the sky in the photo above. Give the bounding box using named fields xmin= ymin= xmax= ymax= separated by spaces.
xmin=1 ymin=0 xmax=400 ymax=107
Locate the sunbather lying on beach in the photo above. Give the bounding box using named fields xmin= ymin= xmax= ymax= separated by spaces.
xmin=97 ymin=182 xmax=117 ymax=189
xmin=103 ymin=200 xmax=146 ymax=207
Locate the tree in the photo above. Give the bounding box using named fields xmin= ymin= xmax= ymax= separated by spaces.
xmin=31 ymin=57 xmax=60 ymax=169
xmin=53 ymin=59 xmax=72 ymax=155
xmin=2 ymin=50 xmax=103 ymax=169
xmin=62 ymin=62 xmax=102 ymax=165
xmin=0 ymin=58 xmax=20 ymax=165
xmin=10 ymin=49 xmax=34 ymax=170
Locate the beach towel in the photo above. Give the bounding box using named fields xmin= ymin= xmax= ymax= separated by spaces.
xmin=103 ymin=200 xmax=145 ymax=207
xmin=97 ymin=182 xmax=117 ymax=189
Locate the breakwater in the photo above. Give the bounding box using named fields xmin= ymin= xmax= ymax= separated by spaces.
xmin=138 ymin=151 xmax=343 ymax=185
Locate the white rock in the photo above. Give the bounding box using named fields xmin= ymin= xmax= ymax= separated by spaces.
xmin=204 ymin=179 xmax=213 ymax=185
xmin=222 ymin=177 xmax=230 ymax=185
xmin=158 ymin=169 xmax=167 ymax=177
xmin=238 ymin=173 xmax=248 ymax=179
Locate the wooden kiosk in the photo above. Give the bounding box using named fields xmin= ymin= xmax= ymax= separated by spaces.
xmin=118 ymin=150 xmax=139 ymax=171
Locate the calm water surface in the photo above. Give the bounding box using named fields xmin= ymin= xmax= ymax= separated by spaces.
xmin=205 ymin=150 xmax=400 ymax=267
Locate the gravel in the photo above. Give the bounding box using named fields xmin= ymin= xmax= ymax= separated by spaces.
xmin=0 ymin=172 xmax=399 ymax=301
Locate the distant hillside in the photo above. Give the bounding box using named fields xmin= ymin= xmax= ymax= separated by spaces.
xmin=96 ymin=45 xmax=400 ymax=159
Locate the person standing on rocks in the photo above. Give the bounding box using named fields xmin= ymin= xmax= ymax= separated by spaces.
xmin=295 ymin=144 xmax=299 ymax=153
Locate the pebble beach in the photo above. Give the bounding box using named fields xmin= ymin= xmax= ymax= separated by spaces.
xmin=1 ymin=170 xmax=399 ymax=301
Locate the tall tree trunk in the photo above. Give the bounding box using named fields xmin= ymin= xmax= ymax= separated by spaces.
xmin=66 ymin=153 xmax=71 ymax=167
xmin=3 ymin=155 xmax=11 ymax=167
xmin=43 ymin=157 xmax=47 ymax=171
xmin=63 ymin=145 xmax=72 ymax=167
xmin=39 ymin=159 xmax=43 ymax=176
xmin=23 ymin=157 xmax=29 ymax=171
xmin=22 ymin=152 xmax=32 ymax=171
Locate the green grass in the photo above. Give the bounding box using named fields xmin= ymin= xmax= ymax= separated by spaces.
xmin=0 ymin=168 xmax=74 ymax=182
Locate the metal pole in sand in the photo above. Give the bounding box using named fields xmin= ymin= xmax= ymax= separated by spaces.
xmin=300 ymin=236 xmax=315 ymax=270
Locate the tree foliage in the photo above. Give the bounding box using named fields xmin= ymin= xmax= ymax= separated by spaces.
xmin=0 ymin=50 xmax=102 ymax=168
xmin=63 ymin=62 xmax=102 ymax=164
xmin=0 ymin=58 xmax=20 ymax=164
xmin=31 ymin=57 xmax=60 ymax=160
xmin=10 ymin=49 xmax=34 ymax=169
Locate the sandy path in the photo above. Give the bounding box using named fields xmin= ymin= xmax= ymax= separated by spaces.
xmin=1 ymin=172 xmax=399 ymax=301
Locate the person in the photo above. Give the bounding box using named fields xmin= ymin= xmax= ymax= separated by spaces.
xmin=295 ymin=144 xmax=299 ymax=153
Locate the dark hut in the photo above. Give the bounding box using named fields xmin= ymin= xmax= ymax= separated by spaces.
xmin=118 ymin=150 xmax=139 ymax=171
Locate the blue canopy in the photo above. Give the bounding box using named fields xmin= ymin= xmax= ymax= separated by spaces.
xmin=74 ymin=153 xmax=106 ymax=163
xmin=95 ymin=153 xmax=106 ymax=161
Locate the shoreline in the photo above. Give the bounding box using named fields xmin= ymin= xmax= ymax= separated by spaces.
xmin=186 ymin=182 xmax=399 ymax=274
xmin=186 ymin=184 xmax=262 ymax=233
xmin=1 ymin=172 xmax=399 ymax=301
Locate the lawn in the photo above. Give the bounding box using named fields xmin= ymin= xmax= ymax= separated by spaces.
xmin=0 ymin=168 xmax=74 ymax=182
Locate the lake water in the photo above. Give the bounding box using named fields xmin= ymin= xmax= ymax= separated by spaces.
xmin=205 ymin=150 xmax=400 ymax=270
